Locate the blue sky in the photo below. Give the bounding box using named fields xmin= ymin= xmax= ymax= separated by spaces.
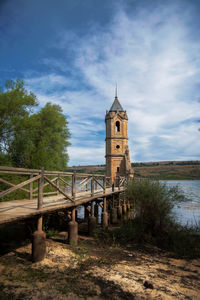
xmin=0 ymin=0 xmax=200 ymax=166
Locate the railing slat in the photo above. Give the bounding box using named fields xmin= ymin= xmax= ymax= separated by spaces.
xmin=0 ymin=174 xmax=41 ymax=198
xmin=44 ymin=175 xmax=74 ymax=202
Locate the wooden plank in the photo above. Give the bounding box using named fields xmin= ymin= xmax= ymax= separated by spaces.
xmin=77 ymin=177 xmax=92 ymax=191
xmin=0 ymin=174 xmax=41 ymax=198
xmin=59 ymin=177 xmax=71 ymax=187
xmin=32 ymin=176 xmax=58 ymax=193
xmin=0 ymin=166 xmax=39 ymax=173
xmin=0 ymin=187 xmax=125 ymax=225
xmin=0 ymin=178 xmax=29 ymax=193
xmin=44 ymin=176 xmax=74 ymax=202
xmin=93 ymin=177 xmax=104 ymax=189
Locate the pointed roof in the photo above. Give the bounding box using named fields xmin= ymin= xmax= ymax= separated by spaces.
xmin=109 ymin=86 xmax=124 ymax=112
xmin=109 ymin=97 xmax=124 ymax=111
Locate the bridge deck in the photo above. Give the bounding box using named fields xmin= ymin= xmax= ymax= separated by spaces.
xmin=0 ymin=187 xmax=124 ymax=225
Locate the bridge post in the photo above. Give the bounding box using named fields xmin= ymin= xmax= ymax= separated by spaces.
xmin=72 ymin=172 xmax=76 ymax=199
xmin=117 ymin=193 xmax=122 ymax=219
xmin=102 ymin=196 xmax=108 ymax=230
xmin=88 ymin=201 xmax=96 ymax=235
xmin=103 ymin=176 xmax=106 ymax=193
xmin=32 ymin=215 xmax=46 ymax=262
xmin=86 ymin=182 xmax=88 ymax=191
xmin=56 ymin=175 xmax=59 ymax=195
xmin=38 ymin=167 xmax=44 ymax=209
xmin=84 ymin=203 xmax=89 ymax=220
xmin=118 ymin=176 xmax=120 ymax=190
xmin=110 ymin=194 xmax=118 ymax=224
xmin=29 ymin=174 xmax=33 ymax=200
xmin=95 ymin=180 xmax=97 ymax=191
xmin=122 ymin=192 xmax=127 ymax=214
xmin=112 ymin=182 xmax=115 ymax=192
xmin=94 ymin=200 xmax=99 ymax=224
xmin=91 ymin=177 xmax=94 ymax=196
xmin=68 ymin=207 xmax=78 ymax=246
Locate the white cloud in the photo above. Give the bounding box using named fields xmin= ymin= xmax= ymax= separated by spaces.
xmin=25 ymin=2 xmax=200 ymax=165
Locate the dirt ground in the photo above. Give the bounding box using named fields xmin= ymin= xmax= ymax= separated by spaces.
xmin=0 ymin=233 xmax=200 ymax=300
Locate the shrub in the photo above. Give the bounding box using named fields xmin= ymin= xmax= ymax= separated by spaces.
xmin=112 ymin=179 xmax=200 ymax=258
xmin=125 ymin=179 xmax=185 ymax=236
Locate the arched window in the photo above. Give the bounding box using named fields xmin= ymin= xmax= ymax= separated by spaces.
xmin=117 ymin=167 xmax=120 ymax=173
xmin=116 ymin=121 xmax=120 ymax=132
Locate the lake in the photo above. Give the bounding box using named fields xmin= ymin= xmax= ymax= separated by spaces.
xmin=77 ymin=180 xmax=200 ymax=227
xmin=162 ymin=180 xmax=200 ymax=227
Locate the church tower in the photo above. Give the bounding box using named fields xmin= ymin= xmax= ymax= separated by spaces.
xmin=105 ymin=88 xmax=134 ymax=184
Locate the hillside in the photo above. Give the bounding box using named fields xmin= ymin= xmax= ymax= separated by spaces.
xmin=67 ymin=161 xmax=200 ymax=180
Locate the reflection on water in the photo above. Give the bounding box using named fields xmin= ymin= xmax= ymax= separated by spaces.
xmin=162 ymin=180 xmax=200 ymax=227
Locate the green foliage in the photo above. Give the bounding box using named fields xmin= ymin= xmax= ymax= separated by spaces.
xmin=0 ymin=79 xmax=37 ymax=154
xmin=0 ymin=79 xmax=70 ymax=170
xmin=125 ymin=179 xmax=185 ymax=235
xmin=113 ymin=179 xmax=200 ymax=258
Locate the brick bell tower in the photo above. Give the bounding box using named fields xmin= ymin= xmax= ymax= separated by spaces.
xmin=105 ymin=87 xmax=134 ymax=184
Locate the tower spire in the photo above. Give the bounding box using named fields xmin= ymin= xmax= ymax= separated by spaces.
xmin=115 ymin=84 xmax=118 ymax=98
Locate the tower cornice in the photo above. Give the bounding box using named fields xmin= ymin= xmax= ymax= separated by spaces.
xmin=105 ymin=137 xmax=128 ymax=140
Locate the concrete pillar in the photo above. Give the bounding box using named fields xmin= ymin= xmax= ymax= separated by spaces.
xmin=94 ymin=202 xmax=99 ymax=224
xmin=122 ymin=203 xmax=127 ymax=214
xmin=68 ymin=208 xmax=78 ymax=246
xmin=32 ymin=215 xmax=46 ymax=263
xmin=127 ymin=210 xmax=131 ymax=220
xmin=117 ymin=205 xmax=122 ymax=219
xmin=88 ymin=201 xmax=96 ymax=235
xmin=84 ymin=204 xmax=89 ymax=221
xmin=110 ymin=207 xmax=118 ymax=224
xmin=101 ymin=197 xmax=108 ymax=230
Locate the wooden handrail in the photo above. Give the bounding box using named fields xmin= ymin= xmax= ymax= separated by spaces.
xmin=0 ymin=165 xmax=106 ymax=177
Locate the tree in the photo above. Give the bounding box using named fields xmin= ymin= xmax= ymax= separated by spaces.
xmin=0 ymin=79 xmax=70 ymax=170
xmin=0 ymin=79 xmax=37 ymax=164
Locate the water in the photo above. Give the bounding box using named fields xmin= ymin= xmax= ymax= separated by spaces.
xmin=162 ymin=180 xmax=200 ymax=227
xmin=76 ymin=180 xmax=200 ymax=227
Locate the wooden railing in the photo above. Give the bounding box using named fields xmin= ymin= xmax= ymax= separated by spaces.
xmin=0 ymin=166 xmax=127 ymax=210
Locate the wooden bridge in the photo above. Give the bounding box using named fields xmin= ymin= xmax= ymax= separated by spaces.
xmin=0 ymin=166 xmax=130 ymax=262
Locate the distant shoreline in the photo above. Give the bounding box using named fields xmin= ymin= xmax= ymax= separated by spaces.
xmin=67 ymin=160 xmax=200 ymax=180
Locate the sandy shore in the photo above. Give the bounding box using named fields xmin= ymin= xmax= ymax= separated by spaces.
xmin=0 ymin=233 xmax=200 ymax=299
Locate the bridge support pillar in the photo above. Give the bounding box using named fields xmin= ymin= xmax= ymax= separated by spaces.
xmin=117 ymin=205 xmax=122 ymax=219
xmin=84 ymin=203 xmax=89 ymax=221
xmin=68 ymin=208 xmax=78 ymax=246
xmin=32 ymin=215 xmax=46 ymax=263
xmin=101 ymin=197 xmax=108 ymax=230
xmin=88 ymin=201 xmax=96 ymax=235
xmin=122 ymin=203 xmax=127 ymax=214
xmin=110 ymin=207 xmax=118 ymax=224
xmin=94 ymin=201 xmax=99 ymax=224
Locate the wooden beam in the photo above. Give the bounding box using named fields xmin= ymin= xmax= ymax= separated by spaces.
xmin=44 ymin=175 xmax=74 ymax=203
xmin=0 ymin=178 xmax=29 ymax=193
xmin=0 ymin=174 xmax=41 ymax=198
